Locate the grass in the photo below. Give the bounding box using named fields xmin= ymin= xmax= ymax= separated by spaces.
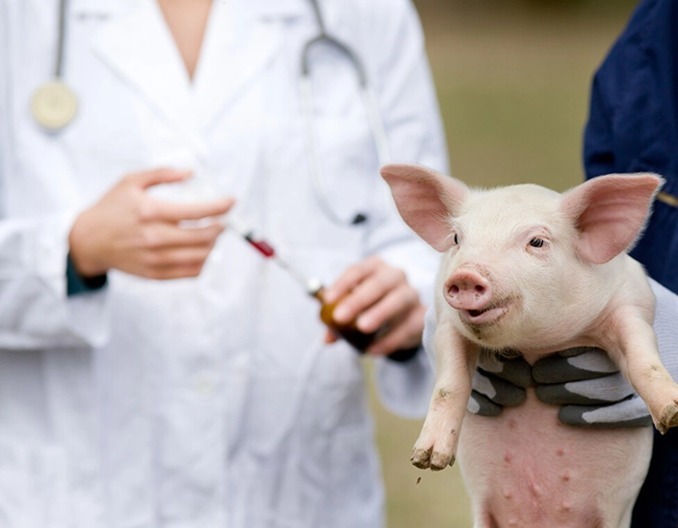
xmin=370 ymin=4 xmax=636 ymax=527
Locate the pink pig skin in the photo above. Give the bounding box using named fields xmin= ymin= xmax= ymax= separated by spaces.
xmin=381 ymin=164 xmax=678 ymax=528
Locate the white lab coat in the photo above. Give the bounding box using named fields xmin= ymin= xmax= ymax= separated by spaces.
xmin=0 ymin=0 xmax=448 ymax=527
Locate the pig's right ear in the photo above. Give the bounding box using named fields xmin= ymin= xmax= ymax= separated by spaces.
xmin=380 ymin=164 xmax=469 ymax=252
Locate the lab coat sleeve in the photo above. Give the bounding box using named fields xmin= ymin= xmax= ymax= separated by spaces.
xmin=0 ymin=214 xmax=111 ymax=350
xmin=0 ymin=4 xmax=110 ymax=351
xmin=363 ymin=0 xmax=448 ymax=418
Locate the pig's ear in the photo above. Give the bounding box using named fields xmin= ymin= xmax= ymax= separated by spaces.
xmin=380 ymin=163 xmax=469 ymax=252
xmin=560 ymin=173 xmax=664 ymax=264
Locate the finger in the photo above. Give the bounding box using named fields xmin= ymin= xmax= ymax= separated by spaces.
xmin=332 ymin=266 xmax=404 ymax=324
xmin=134 ymin=261 xmax=206 ymax=280
xmin=136 ymin=222 xmax=224 ymax=250
xmin=322 ymin=256 xmax=383 ymax=305
xmin=365 ymin=304 xmax=424 ymax=356
xmin=535 ymin=372 xmax=636 ymax=406
xmin=324 ymin=329 xmax=339 ymax=344
xmin=467 ymin=391 xmax=503 ymax=417
xmin=473 ymin=368 xmax=527 ymax=407
xmin=532 ymin=347 xmax=616 ymax=384
xmin=144 ymin=197 xmax=235 ymax=224
xmin=127 ymin=168 xmax=192 ymax=189
xmin=356 ymin=283 xmax=418 ymax=334
xmin=477 ymin=351 xmax=533 ymax=388
xmin=558 ymin=397 xmax=652 ymax=428
xmin=139 ymin=246 xmax=214 ymax=275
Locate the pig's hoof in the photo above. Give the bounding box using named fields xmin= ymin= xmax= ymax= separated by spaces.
xmin=429 ymin=451 xmax=455 ymax=471
xmin=657 ymin=403 xmax=678 ymax=435
xmin=411 ymin=447 xmax=433 ymax=469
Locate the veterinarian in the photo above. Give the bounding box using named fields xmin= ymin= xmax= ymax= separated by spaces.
xmin=0 ymin=0 xmax=447 ymax=526
xmin=460 ymin=1 xmax=678 ymax=525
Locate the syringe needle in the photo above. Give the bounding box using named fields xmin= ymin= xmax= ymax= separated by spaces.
xmin=272 ymin=255 xmax=323 ymax=296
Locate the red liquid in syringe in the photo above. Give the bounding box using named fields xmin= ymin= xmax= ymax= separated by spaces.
xmin=244 ymin=235 xmax=275 ymax=257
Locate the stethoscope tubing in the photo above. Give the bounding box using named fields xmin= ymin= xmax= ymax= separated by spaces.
xmin=300 ymin=0 xmax=391 ymax=227
xmin=55 ymin=0 xmax=69 ymax=78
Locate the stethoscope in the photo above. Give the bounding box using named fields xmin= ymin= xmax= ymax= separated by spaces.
xmin=300 ymin=0 xmax=391 ymax=227
xmin=31 ymin=0 xmax=392 ymax=225
xmin=30 ymin=0 xmax=78 ymax=132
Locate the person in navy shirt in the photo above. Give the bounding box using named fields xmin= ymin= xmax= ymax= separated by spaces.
xmin=584 ymin=0 xmax=678 ymax=524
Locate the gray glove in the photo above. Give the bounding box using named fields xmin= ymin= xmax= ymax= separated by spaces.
xmin=472 ymin=347 xmax=652 ymax=427
xmin=532 ymin=347 xmax=652 ymax=427
xmin=469 ymin=353 xmax=532 ymax=416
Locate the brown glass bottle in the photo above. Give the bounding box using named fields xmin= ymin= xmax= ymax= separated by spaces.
xmin=311 ymin=287 xmax=421 ymax=362
xmin=312 ymin=287 xmax=380 ymax=353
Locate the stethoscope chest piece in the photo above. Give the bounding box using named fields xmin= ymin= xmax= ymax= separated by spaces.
xmin=31 ymin=80 xmax=78 ymax=131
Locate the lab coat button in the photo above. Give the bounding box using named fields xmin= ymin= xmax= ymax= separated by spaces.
xmin=193 ymin=373 xmax=217 ymax=396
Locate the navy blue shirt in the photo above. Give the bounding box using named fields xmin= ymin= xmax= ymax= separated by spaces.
xmin=584 ymin=0 xmax=678 ymax=294
xmin=583 ymin=2 xmax=678 ymax=526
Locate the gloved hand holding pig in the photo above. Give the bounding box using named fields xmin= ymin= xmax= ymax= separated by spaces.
xmin=423 ymin=276 xmax=678 ymax=428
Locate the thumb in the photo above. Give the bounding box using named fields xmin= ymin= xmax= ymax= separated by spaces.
xmin=129 ymin=168 xmax=192 ymax=190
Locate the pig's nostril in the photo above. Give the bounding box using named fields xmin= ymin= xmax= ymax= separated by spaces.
xmin=474 ymin=285 xmax=485 ymax=294
xmin=450 ymin=285 xmax=460 ymax=294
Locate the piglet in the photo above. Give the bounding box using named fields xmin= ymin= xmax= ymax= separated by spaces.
xmin=381 ymin=164 xmax=678 ymax=528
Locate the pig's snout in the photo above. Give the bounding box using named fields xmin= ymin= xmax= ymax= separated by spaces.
xmin=445 ymin=269 xmax=492 ymax=311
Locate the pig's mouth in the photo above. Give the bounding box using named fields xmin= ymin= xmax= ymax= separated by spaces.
xmin=458 ymin=302 xmax=510 ymax=326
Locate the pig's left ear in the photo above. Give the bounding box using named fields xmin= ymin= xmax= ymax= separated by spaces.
xmin=560 ymin=173 xmax=664 ymax=264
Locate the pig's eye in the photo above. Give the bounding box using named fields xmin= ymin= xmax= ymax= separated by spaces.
xmin=452 ymin=233 xmax=460 ymax=245
xmin=529 ymin=237 xmax=545 ymax=248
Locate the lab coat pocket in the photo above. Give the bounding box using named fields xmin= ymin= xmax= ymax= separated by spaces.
xmin=303 ymin=115 xmax=383 ymax=228
xmin=0 ymin=438 xmax=71 ymax=528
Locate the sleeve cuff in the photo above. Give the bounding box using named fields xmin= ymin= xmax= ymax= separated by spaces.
xmin=386 ymin=345 xmax=421 ymax=363
xmin=66 ymin=253 xmax=108 ymax=296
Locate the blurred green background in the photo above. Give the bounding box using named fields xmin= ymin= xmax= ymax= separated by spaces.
xmin=370 ymin=1 xmax=638 ymax=526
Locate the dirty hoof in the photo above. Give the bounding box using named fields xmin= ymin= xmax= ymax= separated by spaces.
xmin=429 ymin=451 xmax=455 ymax=471
xmin=657 ymin=403 xmax=678 ymax=435
xmin=411 ymin=446 xmax=455 ymax=471
xmin=411 ymin=447 xmax=433 ymax=469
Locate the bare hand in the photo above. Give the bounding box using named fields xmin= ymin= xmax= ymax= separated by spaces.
xmin=322 ymin=256 xmax=425 ymax=356
xmin=69 ymin=169 xmax=234 ymax=280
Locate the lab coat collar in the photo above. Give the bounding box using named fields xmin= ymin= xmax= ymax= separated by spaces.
xmin=90 ymin=0 xmax=192 ymax=129
xmin=191 ymin=0 xmax=306 ymax=129
xmin=89 ymin=0 xmax=307 ymax=132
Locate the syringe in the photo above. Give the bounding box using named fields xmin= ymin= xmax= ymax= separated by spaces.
xmin=224 ymin=214 xmax=323 ymax=297
xmin=223 ymin=214 xmax=383 ymax=353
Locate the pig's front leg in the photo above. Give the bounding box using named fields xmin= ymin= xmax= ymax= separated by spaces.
xmin=604 ymin=310 xmax=678 ymax=434
xmin=412 ymin=315 xmax=478 ymax=470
